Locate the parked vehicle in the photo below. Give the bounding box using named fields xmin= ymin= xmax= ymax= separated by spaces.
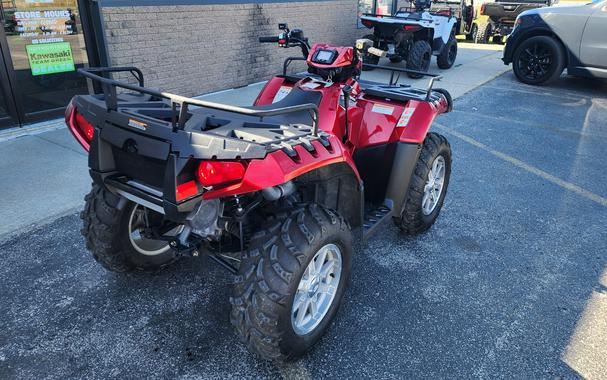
xmin=476 ymin=0 xmax=557 ymax=44
xmin=65 ymin=23 xmax=453 ymax=361
xmin=433 ymin=0 xmax=478 ymax=41
xmin=503 ymin=0 xmax=607 ymax=85
xmin=360 ymin=0 xmax=459 ymax=77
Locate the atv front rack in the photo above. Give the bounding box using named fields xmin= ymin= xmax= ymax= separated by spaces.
xmin=79 ymin=67 xmax=320 ymax=135
xmin=361 ymin=63 xmax=443 ymax=100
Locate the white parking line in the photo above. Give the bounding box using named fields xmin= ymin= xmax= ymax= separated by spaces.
xmin=434 ymin=123 xmax=607 ymax=208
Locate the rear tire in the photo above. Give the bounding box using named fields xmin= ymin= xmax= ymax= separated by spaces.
xmin=394 ymin=133 xmax=452 ymax=235
xmin=475 ymin=22 xmax=492 ymax=44
xmin=230 ymin=204 xmax=352 ymax=361
xmin=512 ymin=35 xmax=565 ymax=85
xmin=81 ymin=183 xmax=181 ymax=273
xmin=437 ymin=36 xmax=458 ymax=69
xmin=406 ymin=40 xmax=432 ymax=79
xmin=361 ymin=34 xmax=380 ymax=71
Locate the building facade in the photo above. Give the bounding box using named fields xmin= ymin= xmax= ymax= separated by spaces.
xmin=0 ymin=0 xmax=398 ymax=128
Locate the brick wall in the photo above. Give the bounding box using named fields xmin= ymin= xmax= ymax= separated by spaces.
xmin=102 ymin=1 xmax=361 ymax=97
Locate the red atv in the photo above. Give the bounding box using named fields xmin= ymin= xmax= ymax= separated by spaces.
xmin=65 ymin=24 xmax=453 ymax=361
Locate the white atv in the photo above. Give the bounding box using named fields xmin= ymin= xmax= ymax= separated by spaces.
xmin=360 ymin=0 xmax=458 ymax=78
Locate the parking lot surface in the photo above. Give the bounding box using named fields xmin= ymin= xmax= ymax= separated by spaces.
xmin=1 ymin=73 xmax=606 ymax=379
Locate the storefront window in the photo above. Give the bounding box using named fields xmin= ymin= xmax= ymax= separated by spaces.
xmin=2 ymin=0 xmax=89 ymax=118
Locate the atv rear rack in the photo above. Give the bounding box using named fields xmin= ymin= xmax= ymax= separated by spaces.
xmin=79 ymin=67 xmax=320 ymax=135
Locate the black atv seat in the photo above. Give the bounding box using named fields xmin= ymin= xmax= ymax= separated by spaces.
xmin=250 ymin=87 xmax=322 ymax=125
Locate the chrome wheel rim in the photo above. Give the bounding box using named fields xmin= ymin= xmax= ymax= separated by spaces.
xmin=128 ymin=204 xmax=181 ymax=256
xmin=291 ymin=243 xmax=343 ymax=336
xmin=422 ymin=155 xmax=446 ymax=216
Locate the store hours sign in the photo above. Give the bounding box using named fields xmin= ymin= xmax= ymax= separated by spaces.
xmin=26 ymin=42 xmax=76 ymax=76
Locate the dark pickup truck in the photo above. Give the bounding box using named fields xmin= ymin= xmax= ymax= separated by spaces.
xmin=476 ymin=0 xmax=557 ymax=43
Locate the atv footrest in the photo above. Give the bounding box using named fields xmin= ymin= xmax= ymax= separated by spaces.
xmin=362 ymin=205 xmax=393 ymax=240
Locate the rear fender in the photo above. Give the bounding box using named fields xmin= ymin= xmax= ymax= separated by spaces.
xmin=202 ymin=135 xmax=360 ymax=200
xmin=296 ymin=162 xmax=364 ymax=231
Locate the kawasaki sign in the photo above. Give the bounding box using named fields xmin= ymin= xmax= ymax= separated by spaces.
xmin=26 ymin=42 xmax=76 ymax=76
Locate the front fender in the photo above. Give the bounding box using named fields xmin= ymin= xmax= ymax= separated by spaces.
xmin=396 ymin=95 xmax=450 ymax=144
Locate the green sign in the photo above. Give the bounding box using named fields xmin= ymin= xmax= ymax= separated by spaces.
xmin=26 ymin=42 xmax=75 ymax=76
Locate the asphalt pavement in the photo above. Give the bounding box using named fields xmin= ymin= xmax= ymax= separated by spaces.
xmin=1 ymin=73 xmax=606 ymax=379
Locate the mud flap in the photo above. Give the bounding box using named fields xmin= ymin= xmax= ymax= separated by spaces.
xmin=383 ymin=142 xmax=422 ymax=217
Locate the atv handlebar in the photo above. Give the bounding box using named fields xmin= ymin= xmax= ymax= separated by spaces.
xmin=259 ymin=36 xmax=280 ymax=43
xmin=259 ymin=25 xmax=310 ymax=58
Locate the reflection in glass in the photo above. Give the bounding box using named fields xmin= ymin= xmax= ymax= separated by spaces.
xmin=3 ymin=0 xmax=89 ymax=116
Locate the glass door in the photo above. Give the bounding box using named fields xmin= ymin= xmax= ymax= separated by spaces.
xmin=1 ymin=0 xmax=89 ymax=127
xmin=0 ymin=75 xmax=17 ymax=127
xmin=0 ymin=5 xmax=19 ymax=128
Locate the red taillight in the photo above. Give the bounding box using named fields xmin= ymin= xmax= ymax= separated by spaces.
xmin=75 ymin=112 xmax=95 ymax=141
xmin=197 ymin=161 xmax=246 ymax=187
xmin=176 ymin=180 xmax=199 ymax=201
xmin=403 ymin=25 xmax=420 ymax=31
xmin=361 ymin=19 xmax=374 ymax=28
xmin=65 ymin=102 xmax=94 ymax=152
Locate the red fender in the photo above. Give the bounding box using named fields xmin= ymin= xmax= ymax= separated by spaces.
xmin=202 ymin=135 xmax=360 ymax=200
xmin=395 ymin=98 xmax=449 ymax=144
xmin=254 ymin=77 xmax=294 ymax=106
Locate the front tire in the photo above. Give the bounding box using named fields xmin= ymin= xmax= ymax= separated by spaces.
xmin=230 ymin=204 xmax=352 ymax=361
xmin=437 ymin=36 xmax=458 ymax=69
xmin=406 ymin=40 xmax=432 ymax=79
xmin=512 ymin=35 xmax=565 ymax=85
xmin=81 ymin=183 xmax=181 ymax=273
xmin=394 ymin=133 xmax=452 ymax=235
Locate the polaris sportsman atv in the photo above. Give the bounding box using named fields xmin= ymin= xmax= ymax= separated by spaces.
xmin=360 ymin=0 xmax=458 ymax=77
xmin=65 ymin=24 xmax=453 ymax=361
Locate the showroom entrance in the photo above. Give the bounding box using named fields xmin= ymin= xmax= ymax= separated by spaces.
xmin=0 ymin=0 xmax=92 ymax=128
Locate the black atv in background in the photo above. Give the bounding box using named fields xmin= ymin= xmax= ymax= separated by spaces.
xmin=476 ymin=0 xmax=558 ymax=44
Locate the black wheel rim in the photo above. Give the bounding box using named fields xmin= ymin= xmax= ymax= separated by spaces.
xmin=517 ymin=42 xmax=553 ymax=81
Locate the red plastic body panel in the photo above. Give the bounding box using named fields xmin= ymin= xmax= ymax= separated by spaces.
xmin=306 ymin=44 xmax=356 ymax=69
xmin=396 ymin=99 xmax=446 ymax=143
xmin=203 ymin=135 xmax=359 ymax=200
xmin=253 ymin=76 xmax=292 ymax=106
